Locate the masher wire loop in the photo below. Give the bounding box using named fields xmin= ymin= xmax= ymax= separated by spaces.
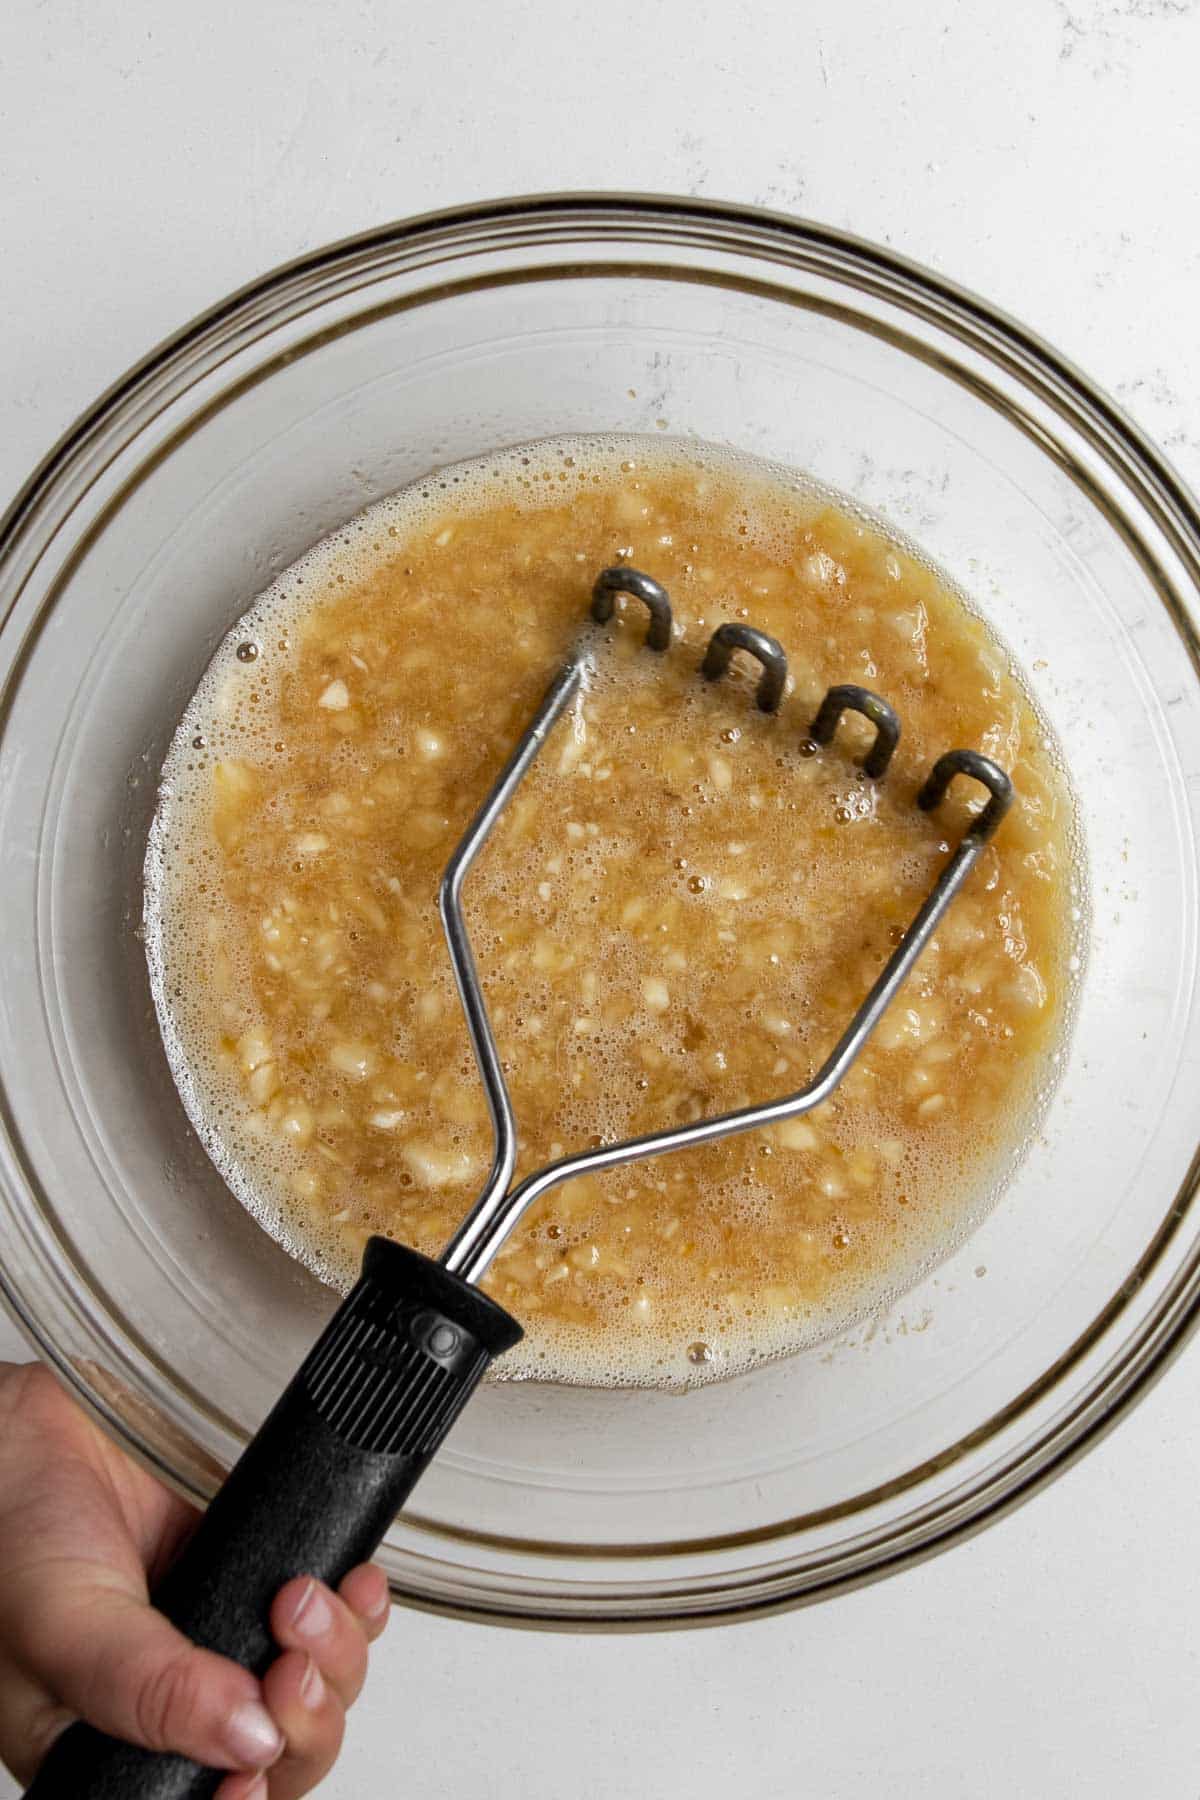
xmin=919 ymin=747 xmax=1014 ymax=841
xmin=590 ymin=566 xmax=673 ymax=650
xmin=809 ymin=683 xmax=902 ymax=779
xmin=701 ymin=621 xmax=788 ymax=713
xmin=438 ymin=568 xmax=1015 ymax=1285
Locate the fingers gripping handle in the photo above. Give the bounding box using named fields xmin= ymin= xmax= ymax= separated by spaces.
xmin=25 ymin=1240 xmax=521 ymax=1800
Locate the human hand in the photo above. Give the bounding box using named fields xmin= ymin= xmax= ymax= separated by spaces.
xmin=0 ymin=1361 xmax=390 ymax=1797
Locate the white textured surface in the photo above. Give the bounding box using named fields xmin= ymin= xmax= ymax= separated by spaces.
xmin=3 ymin=1 xmax=1200 ymax=1795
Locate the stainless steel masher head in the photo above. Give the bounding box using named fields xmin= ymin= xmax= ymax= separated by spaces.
xmin=437 ymin=565 xmax=1013 ymax=1281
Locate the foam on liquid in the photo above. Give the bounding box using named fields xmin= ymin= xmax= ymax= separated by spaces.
xmin=145 ymin=436 xmax=1082 ymax=1388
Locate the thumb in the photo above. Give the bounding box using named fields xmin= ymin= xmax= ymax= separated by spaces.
xmin=13 ymin=1564 xmax=284 ymax=1775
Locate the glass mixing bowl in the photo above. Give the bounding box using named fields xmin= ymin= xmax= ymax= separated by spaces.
xmin=2 ymin=195 xmax=1199 ymax=1627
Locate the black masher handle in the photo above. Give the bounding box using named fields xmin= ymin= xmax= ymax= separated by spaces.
xmin=25 ymin=1237 xmax=521 ymax=1799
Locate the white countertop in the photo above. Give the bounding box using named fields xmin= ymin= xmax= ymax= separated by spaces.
xmin=3 ymin=1 xmax=1200 ymax=1794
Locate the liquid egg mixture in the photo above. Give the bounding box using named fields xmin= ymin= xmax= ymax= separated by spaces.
xmin=146 ymin=437 xmax=1077 ymax=1386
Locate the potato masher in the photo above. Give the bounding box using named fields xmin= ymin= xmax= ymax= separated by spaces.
xmin=29 ymin=568 xmax=1012 ymax=1799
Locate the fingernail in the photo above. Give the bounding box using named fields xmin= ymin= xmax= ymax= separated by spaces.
xmin=231 ymin=1779 xmax=268 ymax=1800
xmin=300 ymin=1655 xmax=326 ymax=1711
xmin=226 ymin=1700 xmax=283 ymax=1769
xmin=291 ymin=1577 xmax=334 ymax=1638
xmin=365 ymin=1570 xmax=391 ymax=1618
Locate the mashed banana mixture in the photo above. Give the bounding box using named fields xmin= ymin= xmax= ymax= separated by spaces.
xmin=146 ymin=437 xmax=1077 ymax=1386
